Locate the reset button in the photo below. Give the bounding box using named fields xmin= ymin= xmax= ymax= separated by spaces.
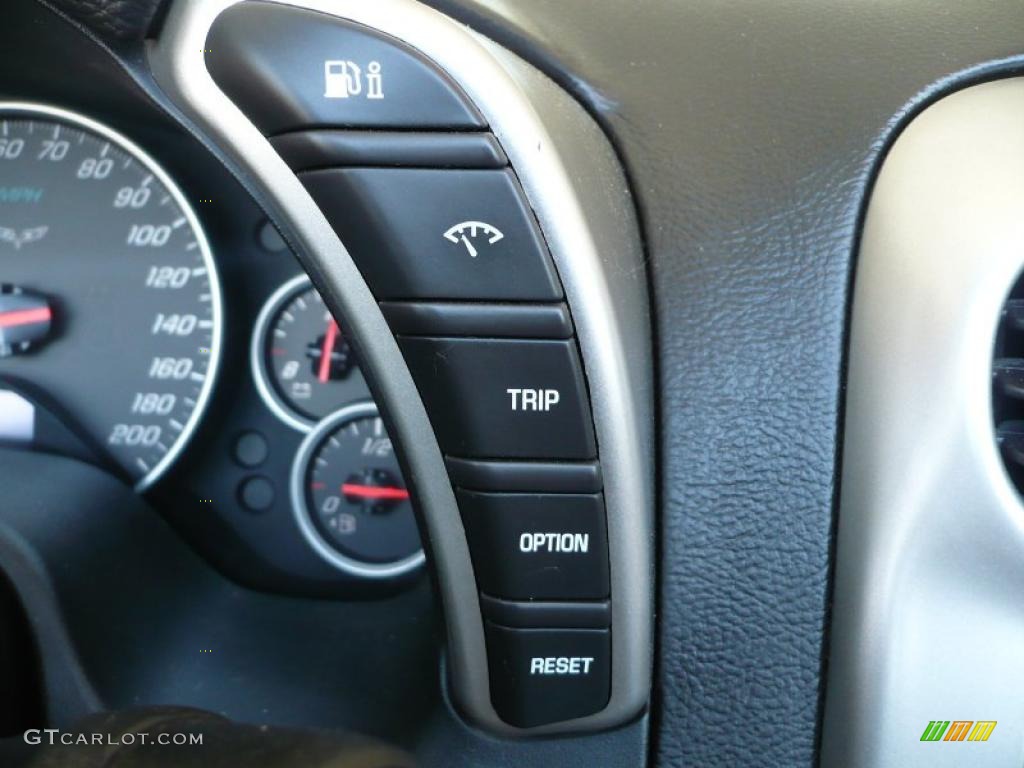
xmin=485 ymin=623 xmax=610 ymax=728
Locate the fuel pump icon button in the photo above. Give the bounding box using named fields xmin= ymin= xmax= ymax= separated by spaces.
xmin=323 ymin=60 xmax=385 ymax=100
xmin=207 ymin=2 xmax=485 ymax=133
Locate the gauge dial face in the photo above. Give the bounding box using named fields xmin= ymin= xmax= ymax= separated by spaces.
xmin=290 ymin=403 xmax=423 ymax=577
xmin=253 ymin=275 xmax=370 ymax=430
xmin=0 ymin=104 xmax=221 ymax=489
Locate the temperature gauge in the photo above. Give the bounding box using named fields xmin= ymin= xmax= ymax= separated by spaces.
xmin=290 ymin=402 xmax=424 ymax=578
xmin=252 ymin=275 xmax=370 ymax=430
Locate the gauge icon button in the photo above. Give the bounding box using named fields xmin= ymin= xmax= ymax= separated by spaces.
xmin=252 ymin=275 xmax=370 ymax=430
xmin=290 ymin=402 xmax=424 ymax=578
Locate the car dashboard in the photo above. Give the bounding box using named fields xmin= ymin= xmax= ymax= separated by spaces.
xmin=5 ymin=0 xmax=1024 ymax=767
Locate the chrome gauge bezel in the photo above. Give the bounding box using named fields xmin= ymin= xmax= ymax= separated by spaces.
xmin=289 ymin=400 xmax=426 ymax=579
xmin=250 ymin=273 xmax=319 ymax=432
xmin=0 ymin=101 xmax=223 ymax=493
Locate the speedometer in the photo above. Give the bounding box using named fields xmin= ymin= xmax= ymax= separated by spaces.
xmin=0 ymin=103 xmax=221 ymax=490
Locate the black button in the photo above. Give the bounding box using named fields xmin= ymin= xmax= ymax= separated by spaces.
xmin=271 ymin=131 xmax=506 ymax=171
xmin=460 ymin=490 xmax=609 ymax=600
xmin=301 ymin=169 xmax=562 ymax=301
xmin=232 ymin=431 xmax=269 ymax=468
xmin=238 ymin=476 xmax=275 ymax=512
xmin=397 ymin=337 xmax=596 ymax=459
xmin=207 ymin=2 xmax=484 ymax=133
xmin=486 ymin=623 xmax=611 ymax=728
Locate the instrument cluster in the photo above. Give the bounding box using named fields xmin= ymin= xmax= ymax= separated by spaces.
xmin=0 ymin=103 xmax=422 ymax=596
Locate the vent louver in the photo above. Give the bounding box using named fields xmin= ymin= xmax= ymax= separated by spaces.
xmin=993 ymin=294 xmax=1024 ymax=490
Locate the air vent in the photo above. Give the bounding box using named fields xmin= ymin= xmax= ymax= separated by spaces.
xmin=993 ymin=289 xmax=1024 ymax=491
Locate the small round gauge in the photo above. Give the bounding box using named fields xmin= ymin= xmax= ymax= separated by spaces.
xmin=0 ymin=102 xmax=222 ymax=490
xmin=290 ymin=402 xmax=424 ymax=578
xmin=252 ymin=275 xmax=370 ymax=430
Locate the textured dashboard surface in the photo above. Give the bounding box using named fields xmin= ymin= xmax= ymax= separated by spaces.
xmin=24 ymin=0 xmax=1024 ymax=765
xmin=44 ymin=0 xmax=163 ymax=42
xmin=420 ymin=2 xmax=1024 ymax=766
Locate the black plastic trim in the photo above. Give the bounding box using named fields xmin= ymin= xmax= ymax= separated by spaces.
xmin=479 ymin=594 xmax=611 ymax=628
xmin=446 ymin=457 xmax=602 ymax=493
xmin=270 ymin=130 xmax=507 ymax=170
xmin=381 ymin=301 xmax=572 ymax=338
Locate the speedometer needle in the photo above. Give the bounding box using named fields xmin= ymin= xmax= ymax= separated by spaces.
xmin=0 ymin=306 xmax=51 ymax=328
xmin=317 ymin=319 xmax=339 ymax=383
xmin=341 ymin=483 xmax=410 ymax=501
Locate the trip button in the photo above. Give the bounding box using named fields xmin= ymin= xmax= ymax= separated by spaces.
xmin=207 ymin=2 xmax=484 ymax=133
xmin=460 ymin=490 xmax=609 ymax=600
xmin=397 ymin=337 xmax=596 ymax=459
xmin=486 ymin=623 xmax=611 ymax=728
xmin=300 ymin=169 xmax=562 ymax=301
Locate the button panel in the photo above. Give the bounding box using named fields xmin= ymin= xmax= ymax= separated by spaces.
xmin=193 ymin=0 xmax=652 ymax=734
xmin=398 ymin=337 xmax=596 ymax=460
xmin=461 ymin=490 xmax=609 ymax=600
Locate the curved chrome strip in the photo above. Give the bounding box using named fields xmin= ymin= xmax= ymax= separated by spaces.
xmin=150 ymin=0 xmax=651 ymax=734
xmin=289 ymin=401 xmax=426 ymax=578
xmin=821 ymin=78 xmax=1024 ymax=766
xmin=0 ymin=101 xmax=223 ymax=493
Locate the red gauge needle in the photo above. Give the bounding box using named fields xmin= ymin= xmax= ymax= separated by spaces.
xmin=317 ymin=320 xmax=339 ymax=383
xmin=0 ymin=306 xmax=51 ymax=328
xmin=341 ymin=483 xmax=410 ymax=501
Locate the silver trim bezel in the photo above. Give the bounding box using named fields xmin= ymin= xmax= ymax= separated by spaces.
xmin=820 ymin=78 xmax=1024 ymax=766
xmin=289 ymin=401 xmax=426 ymax=579
xmin=150 ymin=0 xmax=652 ymax=734
xmin=250 ymin=273 xmax=317 ymax=432
xmin=0 ymin=101 xmax=223 ymax=493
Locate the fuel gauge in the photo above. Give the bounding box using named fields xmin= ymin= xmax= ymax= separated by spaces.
xmin=252 ymin=275 xmax=370 ymax=430
xmin=290 ymin=402 xmax=424 ymax=578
